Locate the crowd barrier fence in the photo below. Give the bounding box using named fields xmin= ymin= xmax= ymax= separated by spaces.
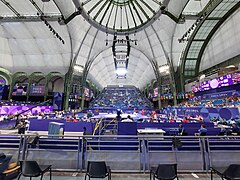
xmin=0 ymin=134 xmax=239 ymax=172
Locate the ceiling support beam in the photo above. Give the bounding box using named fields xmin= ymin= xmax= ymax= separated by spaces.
xmin=0 ymin=0 xmax=20 ymax=17
xmin=0 ymin=14 xmax=62 ymax=22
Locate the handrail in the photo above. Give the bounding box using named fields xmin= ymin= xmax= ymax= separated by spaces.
xmin=0 ymin=134 xmax=240 ymax=172
xmin=92 ymin=118 xmax=103 ymax=135
xmin=100 ymin=118 xmax=117 ymax=132
xmin=1 ymin=133 xmax=239 ymax=139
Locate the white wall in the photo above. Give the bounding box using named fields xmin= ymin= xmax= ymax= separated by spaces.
xmin=200 ymin=9 xmax=240 ymax=71
xmin=53 ymin=78 xmax=64 ymax=92
xmin=0 ymin=27 xmax=13 ymax=70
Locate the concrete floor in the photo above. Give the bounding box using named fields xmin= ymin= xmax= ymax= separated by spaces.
xmin=14 ymin=172 xmax=221 ymax=180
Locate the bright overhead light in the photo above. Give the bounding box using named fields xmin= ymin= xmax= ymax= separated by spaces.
xmin=199 ymin=74 xmax=205 ymax=80
xmin=225 ymin=65 xmax=235 ymax=68
xmin=159 ymin=65 xmax=169 ymax=73
xmin=74 ymin=65 xmax=84 ymax=73
xmin=116 ymin=68 xmax=127 ymax=75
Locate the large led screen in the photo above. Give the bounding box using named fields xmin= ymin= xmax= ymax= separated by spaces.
xmin=84 ymin=88 xmax=89 ymax=97
xmin=30 ymin=85 xmax=45 ymax=96
xmin=12 ymin=83 xmax=28 ymax=96
xmin=192 ymin=74 xmax=233 ymax=92
xmin=232 ymin=72 xmax=240 ymax=84
xmin=153 ymin=88 xmax=158 ymax=97
xmin=0 ymin=79 xmax=6 ymax=85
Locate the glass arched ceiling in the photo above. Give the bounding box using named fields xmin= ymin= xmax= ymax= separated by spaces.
xmin=2 ymin=0 xmax=234 ymax=90
xmin=78 ymin=0 xmax=166 ymax=34
xmin=181 ymin=0 xmax=240 ymax=79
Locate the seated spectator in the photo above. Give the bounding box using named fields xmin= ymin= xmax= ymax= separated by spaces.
xmin=182 ymin=117 xmax=189 ymax=123
xmin=198 ymin=115 xmax=204 ymax=122
xmin=231 ymin=123 xmax=240 ymax=135
xmin=121 ymin=115 xmax=133 ymax=122
xmin=37 ymin=112 xmax=43 ymax=119
xmin=72 ymin=118 xmax=78 ymax=122
xmin=218 ymin=126 xmax=227 ymax=136
xmin=66 ymin=117 xmax=71 ymax=122
xmin=229 ymin=119 xmax=236 ymax=125
xmin=151 ymin=111 xmax=157 ymax=120
xmin=195 ymin=124 xmax=207 ymax=136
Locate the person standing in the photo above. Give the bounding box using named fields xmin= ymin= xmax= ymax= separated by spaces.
xmin=18 ymin=119 xmax=26 ymax=134
xmin=178 ymin=124 xmax=188 ymax=136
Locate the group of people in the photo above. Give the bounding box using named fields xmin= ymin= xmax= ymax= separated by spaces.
xmin=178 ymin=123 xmax=240 ymax=136
xmin=179 ymin=96 xmax=240 ymax=108
xmin=178 ymin=124 xmax=207 ymax=136
xmin=219 ymin=123 xmax=240 ymax=136
xmin=91 ymin=87 xmax=153 ymax=109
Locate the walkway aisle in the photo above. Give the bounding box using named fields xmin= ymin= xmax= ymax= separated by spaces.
xmin=14 ymin=172 xmax=220 ymax=180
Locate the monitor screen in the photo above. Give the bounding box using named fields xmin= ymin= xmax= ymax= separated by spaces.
xmin=84 ymin=88 xmax=89 ymax=97
xmin=153 ymin=87 xmax=158 ymax=97
xmin=12 ymin=83 xmax=28 ymax=96
xmin=0 ymin=85 xmax=4 ymax=100
xmin=29 ymin=85 xmax=45 ymax=96
xmin=192 ymin=74 xmax=234 ymax=92
xmin=0 ymin=79 xmax=6 ymax=85
xmin=232 ymin=72 xmax=240 ymax=84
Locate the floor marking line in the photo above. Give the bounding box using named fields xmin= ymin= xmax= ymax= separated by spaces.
xmin=72 ymin=172 xmax=78 ymax=176
xmin=192 ymin=173 xmax=199 ymax=178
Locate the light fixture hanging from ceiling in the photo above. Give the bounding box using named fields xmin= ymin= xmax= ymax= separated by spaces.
xmin=38 ymin=13 xmax=65 ymax=44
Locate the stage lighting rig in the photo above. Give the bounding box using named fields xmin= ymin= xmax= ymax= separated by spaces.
xmin=38 ymin=13 xmax=65 ymax=44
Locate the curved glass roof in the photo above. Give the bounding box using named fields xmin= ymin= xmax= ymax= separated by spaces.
xmin=79 ymin=0 xmax=164 ymax=34
xmin=0 ymin=0 xmax=238 ymax=90
xmin=182 ymin=0 xmax=240 ymax=77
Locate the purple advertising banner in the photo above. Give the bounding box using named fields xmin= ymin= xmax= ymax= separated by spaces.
xmin=12 ymin=83 xmax=28 ymax=96
xmin=53 ymin=92 xmax=63 ymax=111
xmin=192 ymin=74 xmax=234 ymax=92
xmin=0 ymin=79 xmax=6 ymax=85
xmin=0 ymin=105 xmax=53 ymax=115
xmin=193 ymin=90 xmax=240 ymax=100
xmin=174 ymin=107 xmax=239 ymax=121
xmin=201 ymin=90 xmax=240 ymax=99
xmin=0 ymin=85 xmax=4 ymax=100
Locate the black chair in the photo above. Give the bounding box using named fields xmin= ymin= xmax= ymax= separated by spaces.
xmin=0 ymin=155 xmax=12 ymax=174
xmin=0 ymin=153 xmax=6 ymax=163
xmin=211 ymin=164 xmax=240 ymax=180
xmin=18 ymin=161 xmax=51 ymax=180
xmin=27 ymin=135 xmax=39 ymax=148
xmin=150 ymin=164 xmax=179 ymax=180
xmin=85 ymin=161 xmax=111 ymax=180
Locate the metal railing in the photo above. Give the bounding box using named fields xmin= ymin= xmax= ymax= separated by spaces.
xmin=0 ymin=134 xmax=240 ymax=172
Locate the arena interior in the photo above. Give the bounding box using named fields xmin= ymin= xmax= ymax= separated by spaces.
xmin=0 ymin=0 xmax=240 ymax=179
